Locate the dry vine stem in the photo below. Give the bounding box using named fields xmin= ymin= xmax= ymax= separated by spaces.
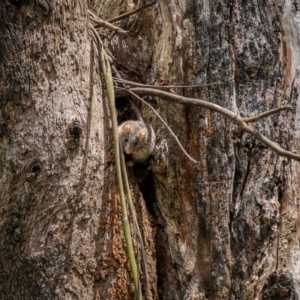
xmin=88 ymin=10 xmax=130 ymax=35
xmin=119 ymin=140 xmax=150 ymax=296
xmin=120 ymin=87 xmax=300 ymax=162
xmin=89 ymin=24 xmax=142 ymax=299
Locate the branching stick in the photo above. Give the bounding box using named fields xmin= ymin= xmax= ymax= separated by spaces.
xmin=244 ymin=106 xmax=293 ymax=123
xmin=88 ymin=10 xmax=130 ymax=35
xmin=124 ymin=87 xmax=300 ymax=162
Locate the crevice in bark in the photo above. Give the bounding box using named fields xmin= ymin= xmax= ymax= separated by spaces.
xmin=235 ymin=155 xmax=250 ymax=203
xmin=115 ymin=97 xmax=136 ymax=124
xmin=133 ymin=165 xmax=156 ymax=217
xmin=261 ymin=271 xmax=296 ymax=299
xmin=7 ymin=0 xmax=29 ymax=8
xmin=116 ymin=96 xmax=158 ymax=215
xmin=115 ymin=93 xmax=158 ymax=298
xmin=26 ymin=159 xmax=42 ymax=179
xmin=155 ymin=225 xmax=171 ymax=300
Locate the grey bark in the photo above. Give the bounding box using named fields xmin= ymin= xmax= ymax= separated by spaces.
xmin=0 ymin=1 xmax=156 ymax=299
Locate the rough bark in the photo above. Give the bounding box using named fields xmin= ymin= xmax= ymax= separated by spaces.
xmin=0 ymin=1 xmax=156 ymax=299
xmin=106 ymin=0 xmax=300 ymax=299
xmin=1 ymin=0 xmax=300 ymax=300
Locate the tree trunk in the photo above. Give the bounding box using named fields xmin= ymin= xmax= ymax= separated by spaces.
xmin=1 ymin=0 xmax=300 ymax=299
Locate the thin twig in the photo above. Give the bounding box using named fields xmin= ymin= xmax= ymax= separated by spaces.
xmin=129 ymin=98 xmax=144 ymax=122
xmin=128 ymin=90 xmax=198 ymax=163
xmin=90 ymin=16 xmax=130 ymax=35
xmin=107 ymin=1 xmax=157 ymax=23
xmin=101 ymin=48 xmax=141 ymax=298
xmin=244 ymin=105 xmax=294 ymax=123
xmin=88 ymin=9 xmax=130 ymax=35
xmin=114 ymin=77 xmax=225 ymax=90
xmin=124 ymin=87 xmax=300 ymax=162
xmin=89 ymin=23 xmax=103 ymax=47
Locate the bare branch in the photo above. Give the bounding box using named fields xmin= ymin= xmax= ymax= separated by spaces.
xmin=244 ymin=105 xmax=294 ymax=123
xmin=128 ymin=98 xmax=144 ymax=122
xmin=129 ymin=87 xmax=238 ymax=118
xmin=125 ymin=87 xmax=300 ymax=162
xmin=107 ymin=1 xmax=157 ymax=23
xmin=89 ymin=23 xmax=103 ymax=47
xmin=114 ymin=77 xmax=225 ymax=90
xmin=88 ymin=11 xmax=131 ymax=35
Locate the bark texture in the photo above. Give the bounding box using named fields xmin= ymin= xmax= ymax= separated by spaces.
xmin=0 ymin=1 xmax=156 ymax=299
xmin=105 ymin=0 xmax=300 ymax=299
xmin=1 ymin=0 xmax=300 ymax=300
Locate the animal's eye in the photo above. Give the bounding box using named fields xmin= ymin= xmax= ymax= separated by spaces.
xmin=134 ymin=140 xmax=138 ymax=146
xmin=124 ymin=138 xmax=128 ymax=143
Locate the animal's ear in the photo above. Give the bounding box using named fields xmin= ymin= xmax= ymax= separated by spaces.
xmin=138 ymin=128 xmax=147 ymax=141
xmin=122 ymin=122 xmax=131 ymax=133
